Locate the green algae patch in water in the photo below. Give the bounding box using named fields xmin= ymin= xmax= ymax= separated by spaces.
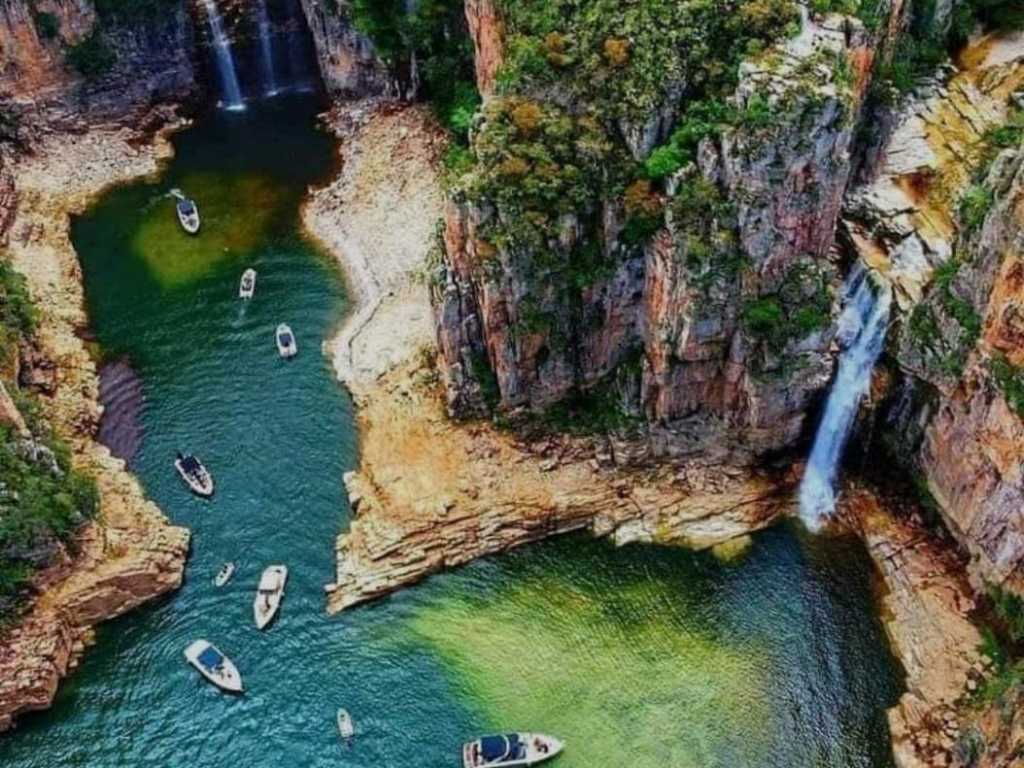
xmin=400 ymin=529 xmax=903 ymax=768
xmin=131 ymin=172 xmax=289 ymax=287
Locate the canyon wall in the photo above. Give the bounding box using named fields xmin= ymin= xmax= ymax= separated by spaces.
xmin=296 ymin=0 xmax=389 ymax=99
xmin=0 ymin=0 xmax=199 ymax=135
xmin=853 ymin=32 xmax=1024 ymax=596
xmin=432 ymin=4 xmax=901 ymax=458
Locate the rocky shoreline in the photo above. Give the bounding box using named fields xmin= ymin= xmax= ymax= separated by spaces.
xmin=0 ymin=113 xmax=190 ymax=733
xmin=302 ymin=101 xmax=448 ymax=393
xmin=301 ymin=101 xmax=1000 ymax=768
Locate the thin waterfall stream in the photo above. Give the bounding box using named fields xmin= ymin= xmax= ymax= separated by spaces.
xmin=201 ymin=0 xmax=245 ymax=110
xmin=799 ymin=266 xmax=893 ymax=529
xmin=255 ymin=0 xmax=279 ymax=96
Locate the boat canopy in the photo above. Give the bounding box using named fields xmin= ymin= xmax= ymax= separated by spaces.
xmin=180 ymin=455 xmax=201 ymax=473
xmin=197 ymin=646 xmax=223 ymax=670
xmin=177 ymin=199 xmax=197 ymax=215
xmin=480 ymin=734 xmax=524 ymax=763
xmin=280 ymin=332 xmax=293 ymax=345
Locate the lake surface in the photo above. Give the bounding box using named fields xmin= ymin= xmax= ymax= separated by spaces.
xmin=0 ymin=95 xmax=902 ymax=768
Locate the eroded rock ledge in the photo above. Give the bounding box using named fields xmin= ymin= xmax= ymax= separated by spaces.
xmin=0 ymin=115 xmax=190 ymax=733
xmin=325 ymin=355 xmax=794 ymax=613
xmin=841 ymin=487 xmax=986 ymax=768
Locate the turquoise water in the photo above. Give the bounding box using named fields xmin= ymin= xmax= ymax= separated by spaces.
xmin=0 ymin=96 xmax=902 ymax=767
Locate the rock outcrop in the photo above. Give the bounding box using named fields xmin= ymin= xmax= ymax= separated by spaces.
xmin=0 ymin=118 xmax=189 ymax=733
xmin=326 ymin=356 xmax=795 ymax=613
xmin=432 ymin=8 xmax=888 ymax=455
xmin=464 ymin=0 xmax=502 ymax=99
xmin=0 ymin=0 xmax=199 ymax=136
xmin=303 ymin=101 xmax=447 ymax=389
xmin=842 ymin=487 xmax=986 ymax=768
xmin=297 ymin=0 xmax=390 ymax=99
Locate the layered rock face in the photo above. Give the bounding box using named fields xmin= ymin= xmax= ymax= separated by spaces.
xmin=433 ymin=6 xmax=893 ymax=456
xmin=297 ymin=0 xmax=390 ymax=99
xmin=858 ymin=32 xmax=1024 ymax=595
xmin=0 ymin=0 xmax=199 ymax=135
xmin=0 ymin=121 xmax=190 ymax=733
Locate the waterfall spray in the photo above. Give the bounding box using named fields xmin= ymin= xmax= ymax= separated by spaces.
xmin=255 ymin=0 xmax=279 ymax=96
xmin=201 ymin=0 xmax=245 ymax=110
xmin=798 ymin=267 xmax=892 ymax=530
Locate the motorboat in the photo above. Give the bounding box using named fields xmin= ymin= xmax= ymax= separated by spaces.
xmin=239 ymin=268 xmax=256 ymax=299
xmin=213 ymin=562 xmax=235 ymax=587
xmin=463 ymin=734 xmax=563 ymax=768
xmin=253 ymin=564 xmax=288 ymax=629
xmin=275 ymin=323 xmax=297 ymax=358
xmin=337 ymin=708 xmax=354 ymax=743
xmin=175 ymin=452 xmax=214 ymax=497
xmin=173 ymin=193 xmax=200 ymax=235
xmin=184 ymin=639 xmax=243 ymax=693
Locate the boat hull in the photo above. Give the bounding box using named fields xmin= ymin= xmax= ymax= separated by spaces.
xmin=254 ymin=565 xmax=288 ymax=629
xmin=175 ymin=458 xmax=214 ymax=497
xmin=184 ymin=640 xmax=243 ymax=694
xmin=462 ymin=733 xmax=563 ymax=768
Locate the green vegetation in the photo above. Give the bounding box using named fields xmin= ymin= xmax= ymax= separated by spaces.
xmin=809 ymin=0 xmax=884 ymax=30
xmin=33 ymin=10 xmax=60 ymax=40
xmin=971 ymin=585 xmax=1024 ymax=707
xmin=0 ymin=261 xmax=99 ymax=618
xmin=959 ymin=184 xmax=994 ymax=233
xmin=493 ymin=0 xmax=799 ymax=122
xmin=991 ymin=355 xmax=1024 ymax=419
xmin=742 ymin=264 xmax=831 ymax=350
xmin=976 ymin=107 xmax=1024 ymax=172
xmin=644 ymin=100 xmax=735 ymax=180
xmin=352 ymin=0 xmax=479 ymax=139
xmin=66 ymin=31 xmax=116 ymax=79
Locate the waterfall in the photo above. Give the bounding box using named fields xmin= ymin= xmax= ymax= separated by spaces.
xmin=201 ymin=0 xmax=245 ymax=111
xmin=255 ymin=0 xmax=279 ymax=96
xmin=798 ymin=267 xmax=892 ymax=530
xmin=284 ymin=0 xmax=314 ymax=91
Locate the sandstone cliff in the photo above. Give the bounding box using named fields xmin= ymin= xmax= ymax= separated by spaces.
xmin=432 ymin=3 xmax=903 ymax=459
xmin=0 ymin=0 xmax=199 ymax=136
xmin=0 ymin=119 xmax=189 ymax=733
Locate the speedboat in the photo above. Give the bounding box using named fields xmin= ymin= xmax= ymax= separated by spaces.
xmin=253 ymin=564 xmax=288 ymax=629
xmin=239 ymin=268 xmax=256 ymax=299
xmin=213 ymin=562 xmax=235 ymax=587
xmin=463 ymin=734 xmax=563 ymax=768
xmin=275 ymin=323 xmax=297 ymax=358
xmin=337 ymin=708 xmax=354 ymax=743
xmin=175 ymin=452 xmax=214 ymax=497
xmin=184 ymin=639 xmax=243 ymax=693
xmin=175 ymin=196 xmax=200 ymax=235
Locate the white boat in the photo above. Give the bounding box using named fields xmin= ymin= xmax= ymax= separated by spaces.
xmin=275 ymin=323 xmax=297 ymax=358
xmin=253 ymin=564 xmax=288 ymax=629
xmin=184 ymin=639 xmax=243 ymax=693
xmin=213 ymin=562 xmax=235 ymax=587
xmin=175 ymin=452 xmax=214 ymax=497
xmin=463 ymin=734 xmax=563 ymax=768
xmin=174 ymin=196 xmax=200 ymax=235
xmin=239 ymin=268 xmax=256 ymax=299
xmin=337 ymin=708 xmax=354 ymax=743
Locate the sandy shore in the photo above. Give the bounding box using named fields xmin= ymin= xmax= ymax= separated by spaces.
xmin=0 ymin=113 xmax=190 ymax=732
xmin=302 ymin=101 xmax=448 ymax=394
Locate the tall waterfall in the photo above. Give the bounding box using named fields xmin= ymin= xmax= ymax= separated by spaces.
xmin=255 ymin=0 xmax=279 ymax=96
xmin=798 ymin=267 xmax=892 ymax=529
xmin=201 ymin=0 xmax=245 ymax=110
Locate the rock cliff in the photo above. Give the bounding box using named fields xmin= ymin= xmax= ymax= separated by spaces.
xmin=0 ymin=119 xmax=189 ymax=733
xmin=0 ymin=0 xmax=199 ymax=135
xmin=432 ymin=3 xmax=899 ymax=459
xmin=297 ymin=0 xmax=390 ymax=99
